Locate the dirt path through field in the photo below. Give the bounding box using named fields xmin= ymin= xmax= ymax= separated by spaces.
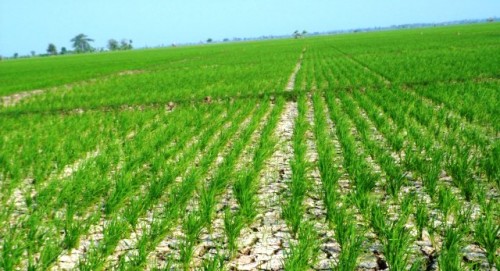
xmin=285 ymin=48 xmax=306 ymax=91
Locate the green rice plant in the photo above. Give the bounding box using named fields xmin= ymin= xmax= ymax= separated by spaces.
xmin=199 ymin=187 xmax=217 ymax=227
xmin=283 ymin=94 xmax=309 ymax=237
xmin=330 ymin=203 xmax=363 ymax=271
xmin=370 ymin=203 xmax=388 ymax=237
xmin=38 ymin=239 xmax=62 ymax=270
xmin=284 ymin=222 xmax=320 ymax=271
xmin=282 ymin=198 xmax=304 ymax=237
xmin=125 ymin=233 xmax=150 ymax=269
xmin=233 ymin=171 xmax=257 ymax=223
xmin=386 ymin=167 xmax=406 ymax=198
xmin=123 ymin=198 xmax=146 ymax=230
xmin=184 ymin=212 xmax=204 ymax=243
xmin=77 ymin=245 xmax=102 ymax=271
xmin=331 ymin=204 xmax=357 ymax=248
xmin=400 ymin=192 xmax=415 ymax=215
xmin=383 ymin=216 xmax=413 ymax=271
xmin=0 ymin=229 xmax=24 ymax=271
xmin=437 ymin=187 xmax=457 ymax=225
xmin=179 ymin=238 xmax=196 ymax=271
xmin=150 ymin=256 xmax=174 ymax=271
xmin=446 ymin=145 xmax=476 ymax=201
xmin=474 ymin=203 xmax=500 ymax=269
xmin=422 ymin=151 xmax=443 ymax=198
xmin=223 ymin=207 xmax=243 ymax=255
xmin=415 ymin=200 xmax=429 ymax=240
xmin=100 ymin=218 xmax=130 ymax=255
xmin=61 ymin=206 xmax=86 ymax=249
xmin=24 ymin=214 xmax=43 ymax=268
xmin=104 ymin=174 xmax=133 ymax=214
xmin=200 ymin=252 xmax=225 ymax=271
xmin=333 ymin=231 xmax=363 ymax=271
xmin=322 ymin=171 xmax=340 ymax=221
xmin=438 ymin=225 xmax=464 ymax=271
xmin=481 ymin=140 xmax=499 ymax=188
xmin=179 ymin=213 xmax=205 ymax=270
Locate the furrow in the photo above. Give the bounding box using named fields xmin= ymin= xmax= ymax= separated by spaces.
xmin=229 ymin=101 xmax=297 ymax=271
xmin=189 ymin=104 xmax=273 ymax=269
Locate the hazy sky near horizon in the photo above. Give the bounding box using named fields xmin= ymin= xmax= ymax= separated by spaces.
xmin=0 ymin=0 xmax=498 ymax=56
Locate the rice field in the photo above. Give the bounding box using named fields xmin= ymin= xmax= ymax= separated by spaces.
xmin=0 ymin=23 xmax=499 ymax=270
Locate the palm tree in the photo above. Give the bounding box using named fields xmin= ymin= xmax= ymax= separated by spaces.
xmin=293 ymin=30 xmax=301 ymax=39
xmin=71 ymin=34 xmax=94 ymax=53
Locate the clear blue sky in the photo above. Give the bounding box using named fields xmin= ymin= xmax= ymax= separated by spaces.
xmin=0 ymin=0 xmax=498 ymax=56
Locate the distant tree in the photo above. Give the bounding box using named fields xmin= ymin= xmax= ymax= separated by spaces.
xmin=108 ymin=39 xmax=119 ymax=50
xmin=60 ymin=47 xmax=67 ymax=55
xmin=223 ymin=38 xmax=229 ymax=42
xmin=47 ymin=43 xmax=57 ymax=55
xmin=120 ymin=39 xmax=133 ymax=50
xmin=487 ymin=17 xmax=494 ymax=23
xmin=206 ymin=38 xmax=213 ymax=43
xmin=31 ymin=51 xmax=36 ymax=57
xmin=13 ymin=53 xmax=18 ymax=59
xmin=293 ymin=30 xmax=301 ymax=39
xmin=302 ymin=30 xmax=307 ymax=36
xmin=71 ymin=33 xmax=94 ymax=53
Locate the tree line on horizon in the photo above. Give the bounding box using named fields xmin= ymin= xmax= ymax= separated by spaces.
xmin=6 ymin=33 xmax=133 ymax=59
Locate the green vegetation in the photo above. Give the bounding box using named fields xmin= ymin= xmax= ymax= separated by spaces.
xmin=1 ymin=23 xmax=498 ymax=270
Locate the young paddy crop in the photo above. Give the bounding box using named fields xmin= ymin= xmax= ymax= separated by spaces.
xmin=1 ymin=23 xmax=499 ymax=270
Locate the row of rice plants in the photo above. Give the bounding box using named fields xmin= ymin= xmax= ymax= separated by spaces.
xmin=325 ymin=91 xmax=424 ymax=270
xmin=336 ymin=91 xmax=408 ymax=198
xmin=0 ymin=109 xmax=171 ymax=270
xmin=108 ymin=100 xmax=261 ymax=270
xmin=223 ymin=98 xmax=285 ymax=259
xmin=320 ymin=91 xmax=380 ymax=269
xmin=403 ymin=87 xmax=499 ymax=188
xmin=76 ymin=101 xmax=253 ymax=270
xmin=305 ymin=46 xmax=386 ymax=91
xmin=358 ymin=89 xmax=498 ymax=269
xmin=0 ymin=110 xmax=151 ymax=202
xmin=173 ymin=100 xmax=271 ymax=270
xmin=6 ymin=106 xmax=214 ymax=270
xmin=96 ymin=105 xmax=230 ymax=269
xmin=4 ymin=42 xmax=305 ymax=113
xmin=377 ymin=88 xmax=495 ymax=199
xmin=412 ymin=82 xmax=499 ymax=134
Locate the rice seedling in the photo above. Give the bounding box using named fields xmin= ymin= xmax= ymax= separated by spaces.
xmin=474 ymin=202 xmax=500 ymax=269
xmin=438 ymin=225 xmax=465 ymax=271
xmin=223 ymin=207 xmax=243 ymax=255
xmin=284 ymin=222 xmax=320 ymax=271
xmin=0 ymin=229 xmax=24 ymax=270
xmin=200 ymin=252 xmax=225 ymax=271
xmin=415 ymin=200 xmax=429 ymax=240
